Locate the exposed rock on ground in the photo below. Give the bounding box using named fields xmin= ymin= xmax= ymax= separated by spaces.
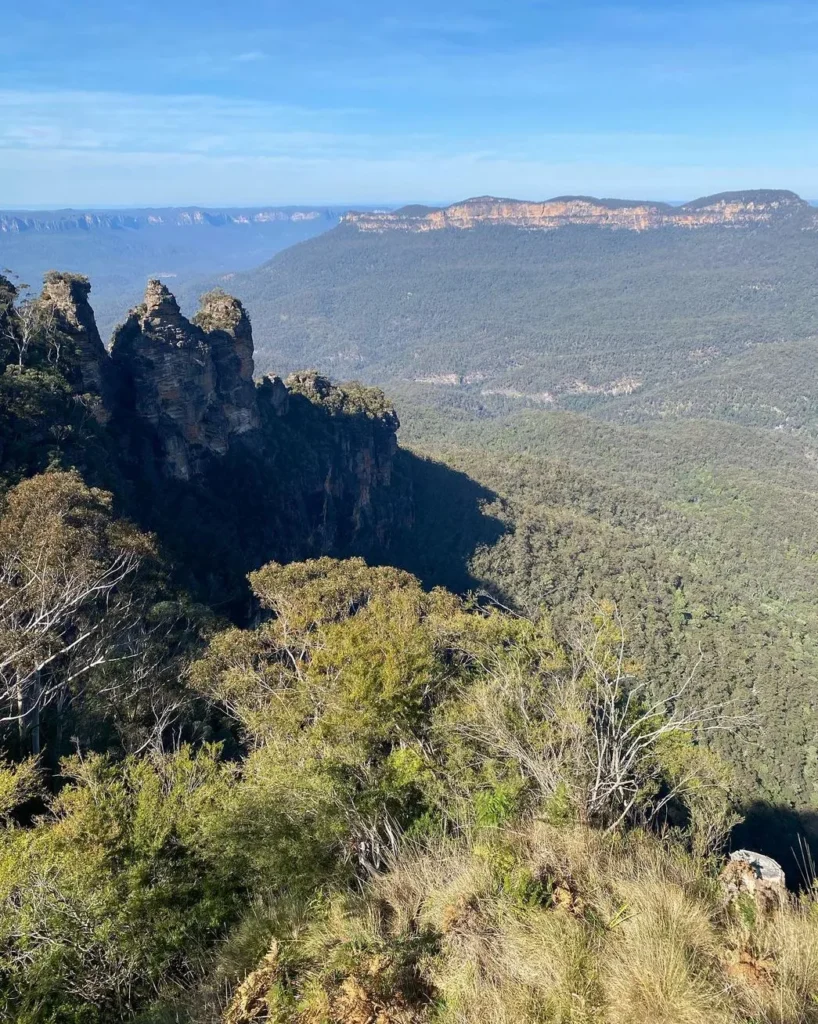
xmin=721 ymin=850 xmax=787 ymax=911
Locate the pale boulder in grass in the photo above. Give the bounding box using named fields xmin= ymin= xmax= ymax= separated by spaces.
xmin=729 ymin=850 xmax=786 ymax=887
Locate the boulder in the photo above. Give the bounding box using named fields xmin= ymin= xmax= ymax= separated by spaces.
xmin=729 ymin=850 xmax=786 ymax=886
xmin=722 ymin=850 xmax=787 ymax=912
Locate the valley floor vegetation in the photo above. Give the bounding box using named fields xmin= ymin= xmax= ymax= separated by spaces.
xmin=0 ymin=491 xmax=817 ymax=1023
xmin=225 ymin=210 xmax=818 ymax=811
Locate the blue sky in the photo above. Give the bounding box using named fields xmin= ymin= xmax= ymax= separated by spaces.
xmin=3 ymin=0 xmax=818 ymax=207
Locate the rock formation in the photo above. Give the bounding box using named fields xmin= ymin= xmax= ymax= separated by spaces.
xmin=33 ymin=276 xmax=407 ymax=587
xmin=280 ymin=370 xmax=403 ymax=550
xmin=110 ymin=281 xmax=262 ymax=480
xmin=193 ymin=288 xmax=260 ymax=438
xmin=1 ymin=272 xmax=408 ymax=604
xmin=344 ymin=189 xmax=813 ymax=233
xmin=721 ymin=850 xmax=787 ymax=912
xmin=39 ymin=271 xmax=115 ymax=414
xmin=105 ymin=281 xmax=403 ymax=538
xmin=728 ymin=849 xmax=787 ymax=886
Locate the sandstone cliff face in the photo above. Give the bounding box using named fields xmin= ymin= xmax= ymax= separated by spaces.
xmin=96 ymin=279 xmax=407 ymax=564
xmin=344 ymin=190 xmax=814 ymax=233
xmin=279 ymin=370 xmax=402 ymax=550
xmin=39 ymin=272 xmax=114 ymax=411
xmin=111 ymin=282 xmax=237 ymax=479
xmin=110 ymin=281 xmax=262 ymax=480
xmin=193 ymin=289 xmax=259 ymax=438
xmin=106 ymin=281 xmax=404 ymax=536
xmin=1 ymin=273 xmax=408 ymax=601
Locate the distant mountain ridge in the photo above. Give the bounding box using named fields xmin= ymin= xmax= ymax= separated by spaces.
xmin=345 ymin=189 xmax=812 ymax=232
xmin=220 ymin=185 xmax=818 ymax=398
xmin=0 ymin=206 xmax=336 ymax=234
xmin=0 ymin=206 xmax=343 ymax=340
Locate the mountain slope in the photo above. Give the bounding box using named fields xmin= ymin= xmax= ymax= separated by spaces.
xmin=10 ymin=193 xmax=818 ymax=806
xmin=204 ymin=189 xmax=818 ymax=808
xmin=396 ymin=389 xmax=818 ymax=807
xmin=224 ymin=191 xmax=818 ymax=409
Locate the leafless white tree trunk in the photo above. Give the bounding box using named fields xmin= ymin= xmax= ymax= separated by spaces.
xmin=0 ymin=294 xmax=58 ymax=370
xmin=0 ymin=544 xmax=142 ymax=748
xmin=456 ymin=607 xmax=750 ymax=833
xmin=88 ymin=615 xmax=193 ymax=755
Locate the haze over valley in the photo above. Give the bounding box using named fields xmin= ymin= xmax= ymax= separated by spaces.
xmin=0 ymin=204 xmax=341 ymax=339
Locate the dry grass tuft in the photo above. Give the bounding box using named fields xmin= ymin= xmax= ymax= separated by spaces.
xmin=207 ymin=822 xmax=818 ymax=1024
xmin=730 ymin=906 xmax=818 ymax=1023
xmin=599 ymin=882 xmax=733 ymax=1024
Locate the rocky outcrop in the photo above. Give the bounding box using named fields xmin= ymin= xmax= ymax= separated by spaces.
xmin=101 ymin=280 xmax=407 ymax=568
xmin=721 ymin=850 xmax=787 ymax=912
xmin=345 ymin=190 xmax=814 ymax=233
xmin=110 ymin=281 xmax=250 ymax=480
xmin=1 ymin=273 xmax=409 ymax=600
xmin=279 ymin=370 xmax=403 ymax=550
xmin=39 ymin=272 xmax=114 ymax=411
xmin=192 ymin=289 xmax=259 ymax=438
xmin=107 ymin=281 xmax=404 ymax=520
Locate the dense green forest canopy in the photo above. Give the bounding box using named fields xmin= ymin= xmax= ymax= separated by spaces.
xmin=224 ymin=221 xmax=818 ymax=401
xmin=396 ymin=389 xmax=818 ymax=806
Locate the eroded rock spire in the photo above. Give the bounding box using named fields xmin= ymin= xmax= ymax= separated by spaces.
xmin=39 ymin=271 xmax=114 ymax=416
xmin=110 ymin=280 xmax=261 ymax=480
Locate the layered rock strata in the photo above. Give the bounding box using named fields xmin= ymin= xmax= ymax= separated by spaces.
xmin=109 ymin=281 xmax=261 ymax=480
xmin=345 ymin=190 xmax=814 ymax=233
xmin=0 ymin=207 xmax=329 ymax=233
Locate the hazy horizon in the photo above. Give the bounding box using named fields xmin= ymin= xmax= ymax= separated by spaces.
xmin=4 ymin=191 xmax=818 ymax=215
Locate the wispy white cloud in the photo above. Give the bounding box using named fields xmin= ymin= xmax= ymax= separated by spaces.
xmin=232 ymin=51 xmax=268 ymax=63
xmin=5 ymin=84 xmax=818 ymax=208
xmin=0 ymin=90 xmax=380 ymax=158
xmin=0 ymin=87 xmax=720 ymax=166
xmin=3 ymin=1 xmax=818 ymax=206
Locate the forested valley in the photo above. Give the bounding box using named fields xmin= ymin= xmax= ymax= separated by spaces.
xmin=3 ymin=227 xmax=818 ymax=1024
xmin=222 ymin=200 xmax=818 ymax=811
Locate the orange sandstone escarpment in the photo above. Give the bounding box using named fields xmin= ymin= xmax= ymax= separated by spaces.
xmin=344 ymin=190 xmax=815 ymax=233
